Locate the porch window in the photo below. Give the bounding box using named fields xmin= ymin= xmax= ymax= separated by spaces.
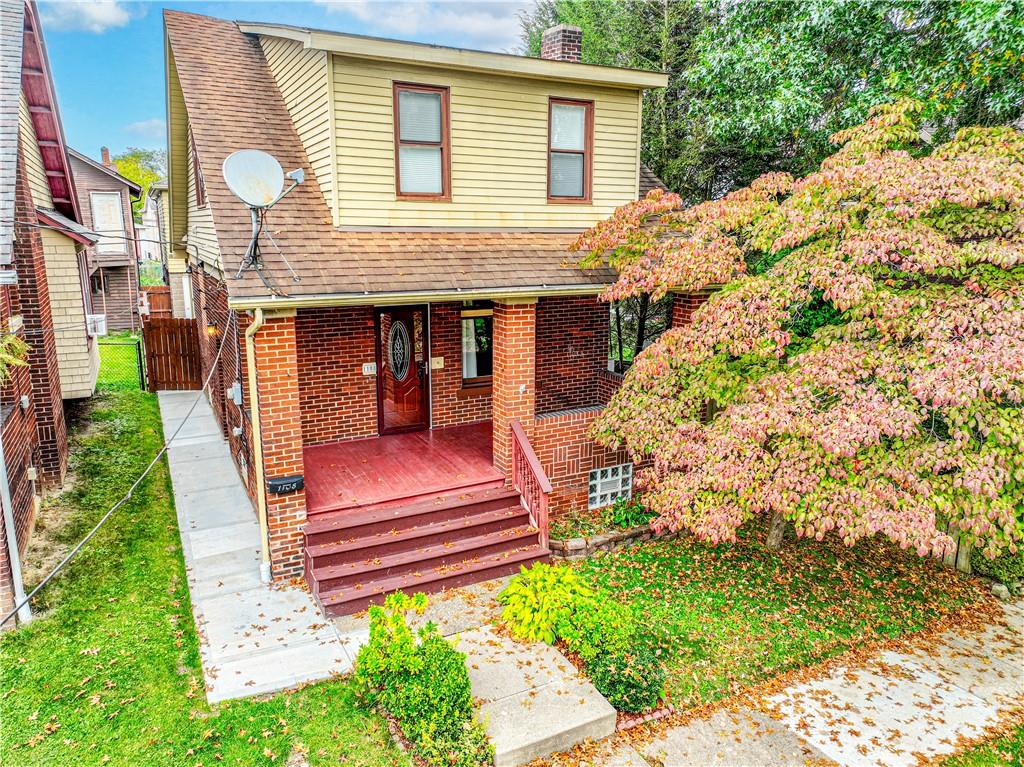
xmin=588 ymin=463 xmax=632 ymax=509
xmin=394 ymin=83 xmax=451 ymax=199
xmin=461 ymin=306 xmax=492 ymax=386
xmin=548 ymin=98 xmax=593 ymax=202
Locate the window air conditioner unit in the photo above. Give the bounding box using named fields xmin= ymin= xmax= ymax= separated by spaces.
xmin=86 ymin=314 xmax=108 ymax=337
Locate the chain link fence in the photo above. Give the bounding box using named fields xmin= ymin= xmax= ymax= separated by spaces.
xmin=97 ymin=336 xmax=146 ymax=391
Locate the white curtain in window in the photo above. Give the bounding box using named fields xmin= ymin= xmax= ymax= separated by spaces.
xmin=461 ymin=319 xmax=477 ymax=377
xmin=549 ymin=152 xmax=584 ymax=197
xmin=399 ymin=146 xmax=442 ymax=193
xmin=550 ymin=103 xmax=586 ymax=150
xmin=90 ymin=192 xmax=125 ymax=255
xmin=399 ymin=90 xmax=442 ymax=143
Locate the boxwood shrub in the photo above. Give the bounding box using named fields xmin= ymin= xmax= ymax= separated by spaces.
xmin=586 ymin=647 xmax=666 ymax=713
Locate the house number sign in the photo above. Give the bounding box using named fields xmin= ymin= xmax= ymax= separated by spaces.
xmin=267 ymin=475 xmax=304 ymax=494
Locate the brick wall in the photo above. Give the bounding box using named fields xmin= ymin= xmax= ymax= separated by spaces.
xmin=295 ymin=306 xmax=377 ymax=446
xmin=540 ymin=24 xmax=583 ymax=63
xmin=532 ymin=408 xmax=633 ymax=515
xmin=491 ymin=300 xmax=537 ymax=474
xmin=429 ymin=303 xmax=491 ymax=428
xmin=670 ymin=291 xmax=710 ymax=328
xmin=535 ymin=295 xmax=609 ymax=415
xmin=13 ymin=156 xmax=67 ymax=484
xmin=254 ymin=313 xmax=306 ymax=579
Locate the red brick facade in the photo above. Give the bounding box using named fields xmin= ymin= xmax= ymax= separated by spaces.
xmin=253 ymin=313 xmax=306 ymax=578
xmin=670 ymin=291 xmax=710 ymax=328
xmin=429 ymin=302 xmax=491 ymax=428
xmin=295 ymin=307 xmax=377 ymax=445
xmin=535 ymin=295 xmax=608 ymax=415
xmin=1 ymin=162 xmax=72 ymax=624
xmin=491 ymin=299 xmax=537 ymax=475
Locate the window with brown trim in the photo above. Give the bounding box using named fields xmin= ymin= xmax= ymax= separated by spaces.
xmin=461 ymin=302 xmax=493 ymax=388
xmin=190 ymin=130 xmax=206 ymax=208
xmin=393 ymin=82 xmax=451 ymax=200
xmin=547 ymin=97 xmax=593 ymax=203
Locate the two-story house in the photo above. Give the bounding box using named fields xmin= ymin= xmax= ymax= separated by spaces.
xmin=1 ymin=0 xmax=99 ymax=625
xmin=68 ymin=147 xmax=142 ymax=333
xmin=163 ymin=10 xmax=676 ymax=615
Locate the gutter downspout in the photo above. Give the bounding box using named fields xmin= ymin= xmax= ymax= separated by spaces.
xmin=0 ymin=428 xmax=32 ymax=623
xmin=244 ymin=308 xmax=271 ymax=583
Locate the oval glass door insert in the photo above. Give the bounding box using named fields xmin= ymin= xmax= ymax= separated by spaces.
xmin=388 ymin=320 xmax=411 ymax=380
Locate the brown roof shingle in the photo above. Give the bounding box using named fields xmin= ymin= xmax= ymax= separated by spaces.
xmin=639 ymin=163 xmax=668 ymax=197
xmin=163 ymin=10 xmax=614 ymax=304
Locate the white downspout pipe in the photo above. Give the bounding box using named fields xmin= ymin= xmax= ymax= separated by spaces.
xmin=244 ymin=308 xmax=271 ymax=583
xmin=0 ymin=429 xmax=32 ymax=623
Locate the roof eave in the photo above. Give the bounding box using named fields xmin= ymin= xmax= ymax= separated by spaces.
xmin=227 ymin=282 xmax=612 ymax=311
xmin=237 ymin=22 xmax=668 ymax=90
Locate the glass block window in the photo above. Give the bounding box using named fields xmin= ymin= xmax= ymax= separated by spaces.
xmin=588 ymin=463 xmax=632 ymax=510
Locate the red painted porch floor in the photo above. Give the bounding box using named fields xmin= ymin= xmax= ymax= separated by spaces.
xmin=303 ymin=421 xmax=504 ymax=515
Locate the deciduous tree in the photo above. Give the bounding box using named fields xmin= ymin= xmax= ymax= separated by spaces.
xmin=576 ymin=101 xmax=1024 ymax=559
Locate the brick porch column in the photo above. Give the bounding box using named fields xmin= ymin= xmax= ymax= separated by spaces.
xmin=253 ymin=310 xmax=306 ymax=580
xmin=491 ymin=298 xmax=537 ymax=476
xmin=670 ymin=291 xmax=710 ymax=328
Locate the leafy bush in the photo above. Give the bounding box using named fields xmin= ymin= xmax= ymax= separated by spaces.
xmin=499 ymin=562 xmax=593 ymax=643
xmin=557 ymin=597 xmax=636 ymax=664
xmin=354 ymin=592 xmax=493 ymax=767
xmin=971 ymin=547 xmax=1024 ymax=586
xmin=609 ymin=497 xmax=657 ymax=530
xmin=586 ymin=647 xmax=666 ymax=713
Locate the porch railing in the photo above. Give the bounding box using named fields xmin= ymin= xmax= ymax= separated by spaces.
xmin=510 ymin=419 xmax=552 ymax=547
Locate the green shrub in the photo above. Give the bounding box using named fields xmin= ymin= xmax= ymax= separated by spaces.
xmin=499 ymin=562 xmax=593 ymax=643
xmin=557 ymin=597 xmax=636 ymax=664
xmin=354 ymin=592 xmax=493 ymax=767
xmin=609 ymin=496 xmax=656 ymax=529
xmin=971 ymin=547 xmax=1024 ymax=585
xmin=586 ymin=647 xmax=666 ymax=713
xmin=391 ymin=634 xmax=473 ymax=745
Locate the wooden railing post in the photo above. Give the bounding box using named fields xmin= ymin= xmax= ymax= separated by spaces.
xmin=509 ymin=419 xmax=552 ymax=548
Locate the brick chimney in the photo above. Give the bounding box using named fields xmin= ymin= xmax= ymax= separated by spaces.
xmin=100 ymin=146 xmax=111 ymax=167
xmin=540 ymin=24 xmax=582 ymax=63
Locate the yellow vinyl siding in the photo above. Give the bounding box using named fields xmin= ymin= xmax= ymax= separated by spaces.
xmin=259 ymin=36 xmax=334 ymax=217
xmin=40 ymin=229 xmax=98 ymax=398
xmin=18 ymin=93 xmax=53 ymax=208
xmin=185 ymin=123 xmax=221 ymax=270
xmin=331 ymin=55 xmax=641 ymax=227
xmin=166 ymin=45 xmax=188 ymax=250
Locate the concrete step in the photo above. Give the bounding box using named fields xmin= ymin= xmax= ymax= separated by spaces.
xmin=458 ymin=625 xmax=616 ymax=767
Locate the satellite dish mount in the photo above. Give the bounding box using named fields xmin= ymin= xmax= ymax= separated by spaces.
xmin=222 ymin=149 xmax=304 ymax=290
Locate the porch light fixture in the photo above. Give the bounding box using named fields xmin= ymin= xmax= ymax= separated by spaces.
xmin=206 ymin=323 xmax=219 ymax=337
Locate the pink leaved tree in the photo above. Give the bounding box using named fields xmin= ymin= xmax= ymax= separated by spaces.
xmin=575 ymin=101 xmax=1024 ymax=558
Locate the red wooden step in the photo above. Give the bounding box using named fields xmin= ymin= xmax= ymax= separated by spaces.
xmin=311 ymin=525 xmax=539 ymax=591
xmin=306 ymin=505 xmax=529 ymax=568
xmin=308 ymin=476 xmax=506 ymax=517
xmin=303 ymin=487 xmax=521 ymax=545
xmin=317 ymin=543 xmax=549 ymax=616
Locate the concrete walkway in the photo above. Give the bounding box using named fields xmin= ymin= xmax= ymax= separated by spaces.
xmin=159 ymin=391 xmax=354 ymax=703
xmin=609 ymin=599 xmax=1024 ymax=767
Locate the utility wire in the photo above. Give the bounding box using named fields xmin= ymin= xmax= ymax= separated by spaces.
xmin=0 ymin=317 xmax=232 ymax=627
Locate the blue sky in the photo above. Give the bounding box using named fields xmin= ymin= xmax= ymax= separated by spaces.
xmin=39 ymin=0 xmax=531 ymax=165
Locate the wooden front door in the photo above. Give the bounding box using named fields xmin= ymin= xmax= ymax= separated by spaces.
xmin=375 ymin=306 xmax=429 ymax=434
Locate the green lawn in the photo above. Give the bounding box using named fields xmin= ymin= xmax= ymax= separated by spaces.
xmin=574 ymin=523 xmax=987 ymax=707
xmin=0 ymin=388 xmax=406 ymax=767
xmin=945 ymin=726 xmax=1024 ymax=766
xmin=95 ymin=337 xmax=144 ymax=391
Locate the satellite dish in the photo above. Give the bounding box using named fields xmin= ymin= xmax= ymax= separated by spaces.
xmin=222 ymin=149 xmax=285 ymax=208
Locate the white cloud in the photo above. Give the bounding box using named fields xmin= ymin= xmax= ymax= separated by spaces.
xmin=125 ymin=118 xmax=167 ymax=140
xmin=38 ymin=1 xmax=138 ymax=34
xmin=312 ymin=0 xmax=529 ymax=52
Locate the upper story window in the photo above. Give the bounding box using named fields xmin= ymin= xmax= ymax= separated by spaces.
xmin=548 ymin=98 xmax=593 ymax=202
xmin=394 ymin=83 xmax=451 ymax=200
xmin=89 ymin=191 xmax=125 ymax=255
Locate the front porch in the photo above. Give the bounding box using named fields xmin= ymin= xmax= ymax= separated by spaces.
xmin=303 ymin=421 xmax=503 ymax=515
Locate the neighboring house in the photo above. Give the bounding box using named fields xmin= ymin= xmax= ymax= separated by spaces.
xmin=164 ymin=11 xmax=695 ymax=615
xmin=0 ymin=0 xmax=98 ymax=624
xmin=68 ymin=147 xmax=142 ymax=333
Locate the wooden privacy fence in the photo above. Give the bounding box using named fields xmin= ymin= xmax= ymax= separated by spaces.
xmin=142 ymin=285 xmax=173 ymax=319
xmin=143 ymin=317 xmax=202 ymax=391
